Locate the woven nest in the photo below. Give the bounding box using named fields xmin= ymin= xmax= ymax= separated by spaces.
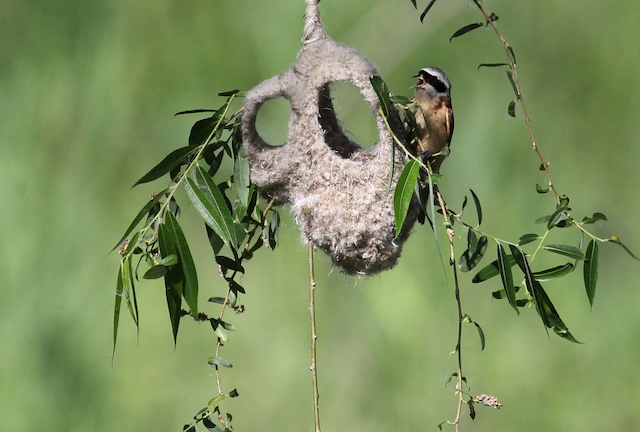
xmin=241 ymin=4 xmax=419 ymax=275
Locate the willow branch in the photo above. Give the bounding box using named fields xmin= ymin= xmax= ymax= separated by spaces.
xmin=308 ymin=243 xmax=321 ymax=432
xmin=472 ymin=0 xmax=560 ymax=202
xmin=430 ymin=166 xmax=464 ymax=431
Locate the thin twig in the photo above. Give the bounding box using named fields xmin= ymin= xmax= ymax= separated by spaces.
xmin=213 ymin=281 xmax=234 ymax=395
xmin=432 ymin=169 xmax=464 ymax=432
xmin=308 ymin=243 xmax=321 ymax=432
xmin=472 ymin=0 xmax=560 ymax=202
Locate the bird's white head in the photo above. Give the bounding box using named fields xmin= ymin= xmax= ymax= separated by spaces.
xmin=412 ymin=67 xmax=451 ymax=98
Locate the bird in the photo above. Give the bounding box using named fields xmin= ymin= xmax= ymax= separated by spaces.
xmin=411 ymin=67 xmax=454 ymax=174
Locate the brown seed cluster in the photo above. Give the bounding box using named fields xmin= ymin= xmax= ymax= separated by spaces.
xmin=473 ymin=394 xmax=503 ymax=409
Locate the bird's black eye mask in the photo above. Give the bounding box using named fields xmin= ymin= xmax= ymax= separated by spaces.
xmin=419 ymin=70 xmax=448 ymax=94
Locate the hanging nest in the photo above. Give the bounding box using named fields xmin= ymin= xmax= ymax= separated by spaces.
xmin=241 ymin=1 xmax=420 ymax=275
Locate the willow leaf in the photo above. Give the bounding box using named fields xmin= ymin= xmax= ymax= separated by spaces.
xmin=164 ymin=211 xmax=198 ymax=315
xmin=394 ymin=160 xmax=421 ymax=235
xmin=497 ymin=244 xmax=518 ymax=314
xmin=583 ymin=240 xmax=599 ymax=306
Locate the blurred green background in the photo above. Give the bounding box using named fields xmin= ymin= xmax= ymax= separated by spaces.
xmin=2 ymin=0 xmax=639 ymax=431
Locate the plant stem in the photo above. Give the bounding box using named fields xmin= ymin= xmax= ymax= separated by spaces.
xmin=308 ymin=243 xmax=321 ymax=432
xmin=213 ymin=280 xmax=234 ymax=395
xmin=434 ymin=182 xmax=464 ymax=431
xmin=472 ymin=0 xmax=559 ymax=203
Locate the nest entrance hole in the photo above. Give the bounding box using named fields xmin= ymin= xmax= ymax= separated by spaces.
xmin=253 ymin=80 xmax=380 ymax=157
xmin=321 ymin=81 xmax=379 ymax=153
xmin=254 ymin=97 xmax=291 ymax=146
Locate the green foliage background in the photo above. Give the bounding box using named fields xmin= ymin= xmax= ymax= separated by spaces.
xmin=2 ymin=0 xmax=639 ymax=430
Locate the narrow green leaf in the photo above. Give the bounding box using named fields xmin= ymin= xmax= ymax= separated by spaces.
xmin=268 ymin=210 xmax=280 ymax=249
xmin=507 ymin=46 xmax=517 ymax=65
xmin=112 ymin=189 xmax=168 ymax=251
xmin=216 ymin=256 xmax=245 ymax=273
xmin=164 ymin=211 xmax=198 ymax=315
xmin=506 ymin=70 xmax=518 ymax=97
xmin=535 ymin=215 xmax=550 ymax=224
xmin=214 ymin=325 xmax=229 ymax=342
xmin=491 ymin=286 xmax=522 ymax=300
xmin=188 ymin=110 xmax=224 ymax=147
xmin=608 ymin=236 xmax=640 ymax=261
xmin=242 ymin=185 xmax=258 ymax=223
xmin=220 ymin=320 xmax=236 ymax=331
xmin=543 ymin=244 xmax=585 ymax=260
xmin=371 ymin=76 xmax=406 ymax=143
xmin=547 ymin=206 xmax=569 ymax=229
xmin=410 ymin=0 xmax=417 ymax=8
xmin=510 ymin=245 xmax=549 ymax=329
xmin=132 ymin=146 xmax=197 ymax=187
xmin=536 ymin=184 xmax=550 ymax=194
xmin=534 ymin=281 xmax=581 ymax=343
xmin=158 ymin=254 xmax=178 ymax=266
xmin=419 ymin=0 xmax=438 ymax=22
xmin=143 ymin=265 xmax=168 ymax=280
xmin=467 ymin=229 xmax=478 ymax=252
xmin=370 ymin=76 xmax=394 ymax=117
xmin=233 ymin=146 xmax=251 ymax=220
xmin=229 ymin=279 xmax=246 ymax=295
xmin=207 ymin=393 xmax=227 ymax=410
xmin=390 ymin=94 xmax=412 ymax=105
xmin=227 ymin=290 xmax=238 ymax=308
xmin=208 ymin=297 xmax=227 ymax=305
xmin=394 ymin=160 xmax=421 ymax=235
xmin=206 ymin=149 xmax=225 ymax=177
xmin=207 ymin=393 xmax=227 ymax=414
xmin=206 ymin=225 xmax=224 ymax=255
xmin=469 ymin=399 xmax=477 ymax=420
xmin=112 ymin=264 xmax=125 ymax=358
xmin=460 ymin=195 xmax=468 ymax=213
xmin=583 ymin=240 xmax=599 ymax=306
xmin=533 ymin=263 xmax=574 ymax=282
xmin=445 ymin=372 xmax=459 ymax=387
xmin=459 ymin=235 xmax=488 ymax=272
xmin=473 ymin=321 xmax=486 ymax=350
xmin=185 ymin=165 xmax=238 ymax=249
xmin=158 ymin=222 xmax=182 ymax=343
xmin=477 ymin=63 xmax=509 ymax=69
xmin=121 ymin=255 xmax=139 ymax=328
xmin=175 ymin=108 xmax=216 ymax=116
xmin=507 ymin=100 xmax=516 ymax=117
xmin=518 ymin=233 xmax=540 ymax=246
xmin=472 ymin=254 xmax=517 ymax=283
xmin=450 ymin=22 xmax=483 ymax=42
xmin=218 ymin=89 xmax=242 ymax=97
xmin=470 ymin=189 xmax=483 ymax=225
xmin=497 ymin=244 xmax=518 ymax=314
xmin=581 ymin=212 xmax=608 ymax=225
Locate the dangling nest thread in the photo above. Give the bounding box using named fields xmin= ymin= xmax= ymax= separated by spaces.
xmin=242 ymin=1 xmax=419 ymax=275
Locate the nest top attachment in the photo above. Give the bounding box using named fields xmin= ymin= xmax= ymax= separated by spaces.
xmin=241 ymin=1 xmax=418 ymax=275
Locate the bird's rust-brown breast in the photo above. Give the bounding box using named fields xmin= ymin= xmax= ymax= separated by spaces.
xmin=415 ymin=96 xmax=453 ymax=173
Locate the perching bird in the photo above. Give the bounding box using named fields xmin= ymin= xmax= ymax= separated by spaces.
xmin=412 ymin=67 xmax=454 ymax=173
